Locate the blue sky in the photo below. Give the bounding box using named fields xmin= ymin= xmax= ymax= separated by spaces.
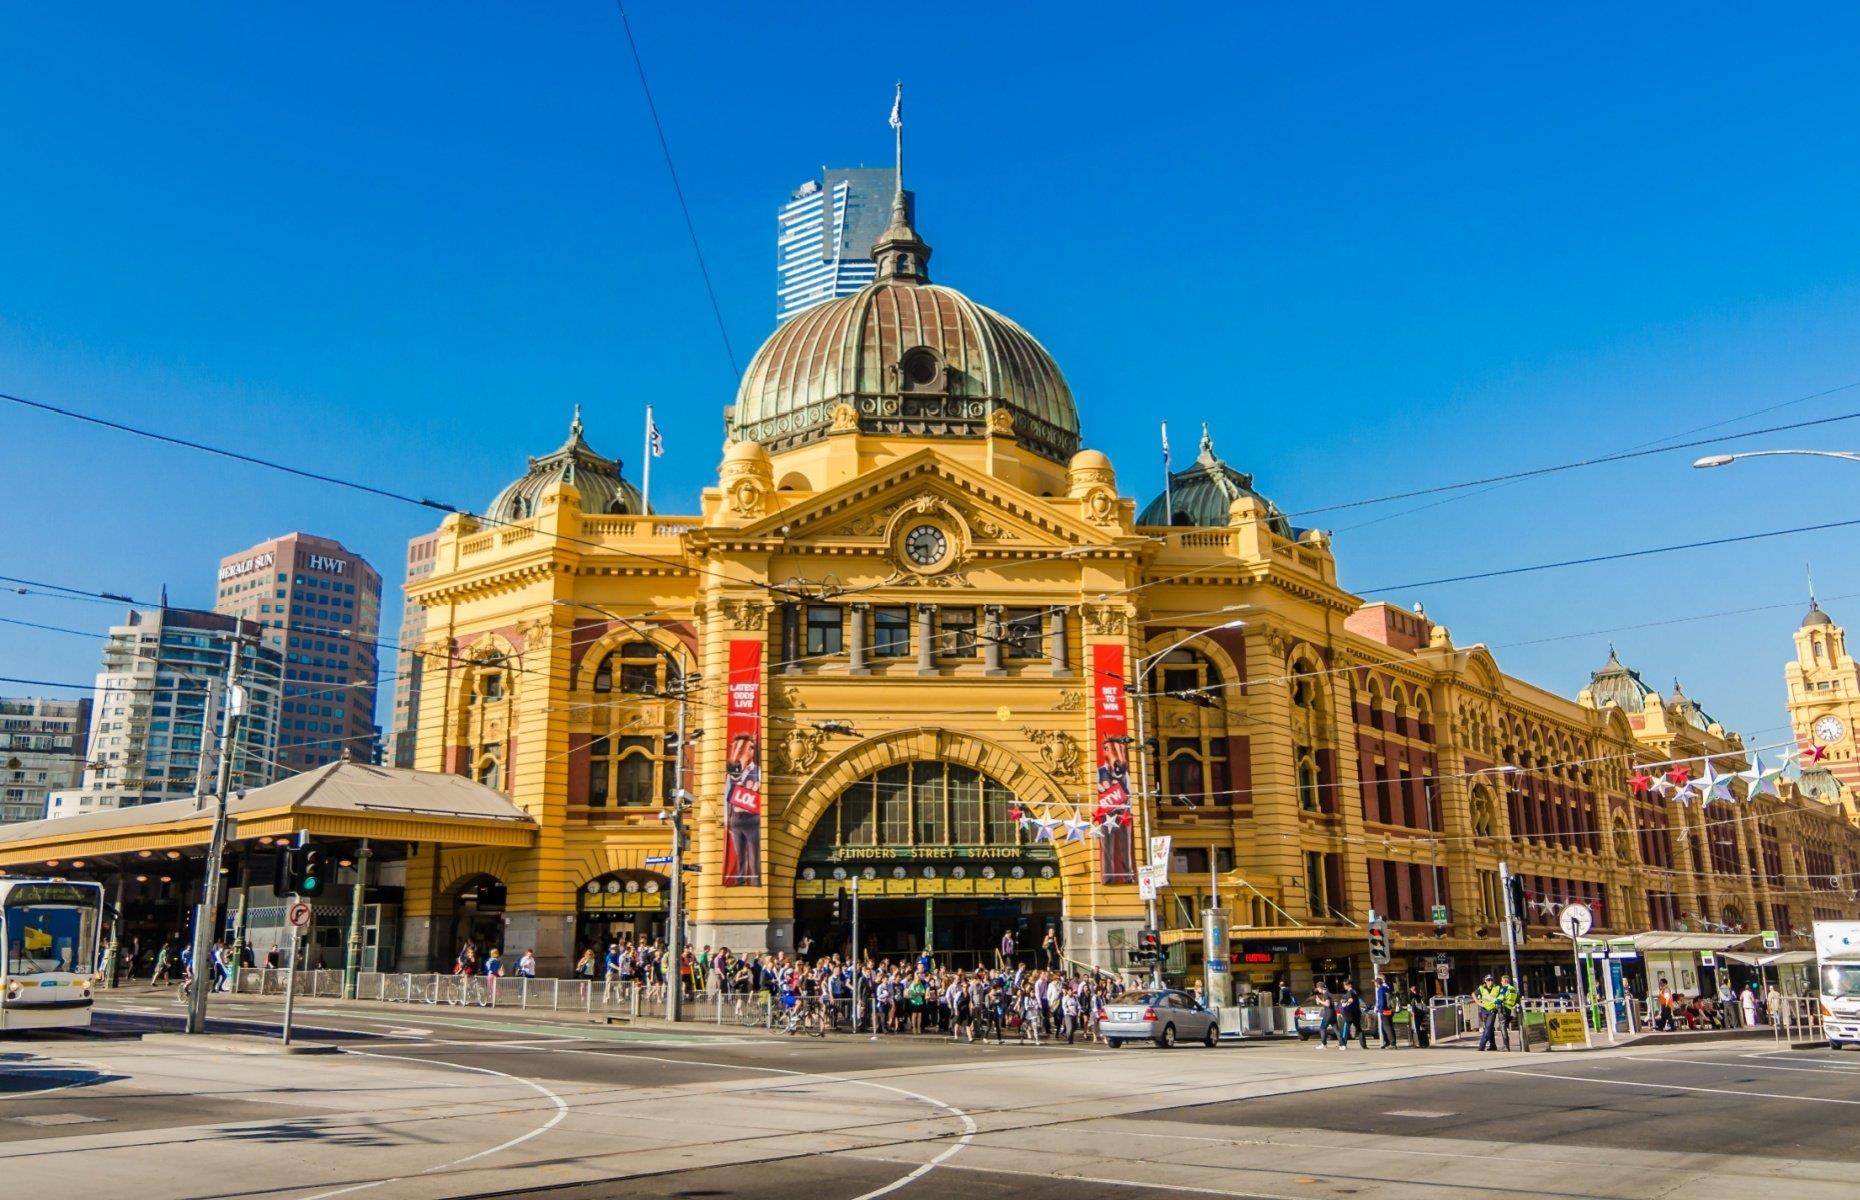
xmin=3 ymin=4 xmax=1859 ymax=749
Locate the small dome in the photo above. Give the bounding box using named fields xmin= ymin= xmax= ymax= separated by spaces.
xmin=723 ymin=438 xmax=770 ymax=464
xmin=1803 ymin=600 xmax=1834 ymax=628
xmin=1587 ymin=645 xmax=1654 ymax=713
xmin=1139 ymin=425 xmax=1292 ymax=534
xmin=1068 ymin=449 xmax=1112 ymax=472
xmin=487 ymin=408 xmax=644 ymax=521
xmin=730 ymin=189 xmax=1079 ymax=463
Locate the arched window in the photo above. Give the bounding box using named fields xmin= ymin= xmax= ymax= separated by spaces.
xmin=472 ymin=656 xmax=507 ymax=703
xmin=1365 ymin=676 xmax=1386 ymax=732
xmin=803 ymin=762 xmax=1023 ymax=854
xmin=1155 ymin=648 xmax=1232 ymax=807
xmin=1612 ymin=815 xmax=1635 ymax=863
xmin=588 ymin=641 xmax=680 ymax=697
xmin=475 ymin=754 xmax=502 ymax=791
xmin=1291 ymin=656 xmax=1330 ymax=813
xmin=586 ymin=733 xmax=672 ymax=809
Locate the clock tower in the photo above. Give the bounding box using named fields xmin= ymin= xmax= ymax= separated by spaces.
xmin=1785 ymin=599 xmax=1860 ymax=796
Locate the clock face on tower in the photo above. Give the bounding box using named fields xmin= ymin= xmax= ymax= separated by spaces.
xmin=904 ymin=524 xmax=949 ymax=568
xmin=1814 ymin=715 xmax=1847 ymax=745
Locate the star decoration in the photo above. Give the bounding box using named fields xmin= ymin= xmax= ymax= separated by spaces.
xmin=1693 ymin=760 xmax=1736 ymax=806
xmin=1629 ymin=771 xmax=1653 ymax=796
xmin=1803 ymin=743 xmax=1829 ymax=763
xmin=1061 ymin=811 xmax=1094 ymax=842
xmin=1742 ymin=753 xmax=1785 ymax=798
xmin=1008 ymin=804 xmax=1024 ymax=824
xmin=1029 ymin=812 xmax=1063 ymax=842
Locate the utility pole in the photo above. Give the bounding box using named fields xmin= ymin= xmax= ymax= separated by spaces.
xmin=1130 ymin=681 xmax=1162 ymax=986
xmin=1498 ymin=859 xmax=1528 ymax=1052
xmin=850 ymin=876 xmax=861 ymax=1030
xmin=666 ymin=668 xmax=691 ymax=1023
xmin=186 ymin=620 xmax=249 ymax=1035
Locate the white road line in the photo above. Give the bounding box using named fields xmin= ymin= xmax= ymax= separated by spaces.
xmin=1492 ymin=1066 xmax=1860 ymax=1105
xmin=292 ymin=1051 xmax=570 ymax=1200
xmin=845 ymin=1078 xmax=976 ymax=1200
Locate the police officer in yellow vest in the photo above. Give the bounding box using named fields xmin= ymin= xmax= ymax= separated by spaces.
xmin=1495 ymin=973 xmax=1521 ymax=1050
xmin=1475 ymin=974 xmax=1504 ymax=1051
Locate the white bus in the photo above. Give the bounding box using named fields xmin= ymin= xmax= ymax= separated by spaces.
xmin=1 ymin=879 xmax=104 ymax=1031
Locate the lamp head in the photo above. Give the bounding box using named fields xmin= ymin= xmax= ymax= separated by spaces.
xmin=1693 ymin=454 xmax=1735 ymax=469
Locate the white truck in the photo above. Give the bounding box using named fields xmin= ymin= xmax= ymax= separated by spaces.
xmin=1813 ymin=920 xmax=1860 ymax=1049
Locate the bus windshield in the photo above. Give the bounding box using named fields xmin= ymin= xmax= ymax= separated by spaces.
xmin=4 ymin=886 xmax=100 ymax=976
xmin=1823 ymin=964 xmax=1860 ymax=998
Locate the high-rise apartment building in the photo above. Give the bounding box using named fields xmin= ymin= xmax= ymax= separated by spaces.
xmin=214 ymin=533 xmax=382 ymax=774
xmin=47 ymin=608 xmax=283 ymax=817
xmin=0 ymin=697 xmax=92 ymax=823
xmin=777 ymin=167 xmax=913 ymax=322
xmin=390 ymin=531 xmax=440 ymax=768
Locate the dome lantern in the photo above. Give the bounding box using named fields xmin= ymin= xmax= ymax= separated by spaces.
xmin=486 ymin=408 xmax=644 ymax=521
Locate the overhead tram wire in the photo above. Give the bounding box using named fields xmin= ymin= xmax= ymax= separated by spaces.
xmin=611 ymin=0 xmax=739 ymax=382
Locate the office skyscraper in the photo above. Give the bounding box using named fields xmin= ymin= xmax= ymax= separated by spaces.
xmin=214 ymin=533 xmax=382 ymax=774
xmin=777 ymin=167 xmax=913 ymax=322
xmin=47 ymin=608 xmax=283 ymax=816
xmin=0 ymin=697 xmax=92 ymax=823
xmin=390 ymin=531 xmax=440 ymax=768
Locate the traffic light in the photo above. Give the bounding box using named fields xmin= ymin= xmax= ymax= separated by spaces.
xmin=831 ymin=886 xmax=846 ymax=923
xmin=298 ymin=847 xmax=327 ymax=898
xmin=1506 ymin=874 xmax=1528 ymax=943
xmin=1367 ymin=918 xmax=1390 ymax=964
xmin=1432 ymin=903 xmax=1449 ymax=937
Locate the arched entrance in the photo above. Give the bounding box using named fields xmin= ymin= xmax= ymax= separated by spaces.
xmin=794 ymin=761 xmax=1063 ymax=967
xmin=447 ymin=874 xmax=507 ymax=961
xmin=576 ymin=871 xmax=669 ymax=954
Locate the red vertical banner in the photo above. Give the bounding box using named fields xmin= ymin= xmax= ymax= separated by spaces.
xmin=1092 ymin=643 xmax=1136 ymax=884
xmin=723 ymin=638 xmax=764 ymax=887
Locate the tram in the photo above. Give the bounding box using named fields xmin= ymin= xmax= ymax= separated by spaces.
xmin=1 ymin=878 xmax=103 ymax=1031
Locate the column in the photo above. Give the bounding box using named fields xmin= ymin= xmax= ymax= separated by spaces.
xmin=848 ymin=603 xmax=870 ymax=674
xmin=916 ymin=605 xmax=936 ymax=675
xmin=230 ymin=849 xmax=252 ymax=992
xmin=342 ymin=839 xmax=372 ymax=999
xmin=1049 ymin=608 xmax=1071 ymax=676
xmin=104 ymin=873 xmax=126 ymax=988
xmin=983 ymin=606 xmax=1005 ymax=676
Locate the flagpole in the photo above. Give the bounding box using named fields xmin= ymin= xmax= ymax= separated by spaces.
xmin=641 ymin=405 xmax=653 ymax=516
xmin=1161 ymin=421 xmax=1173 ymax=526
xmin=892 ymin=82 xmax=903 ymax=193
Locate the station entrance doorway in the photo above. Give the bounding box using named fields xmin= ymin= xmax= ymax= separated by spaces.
xmin=794 ymin=894 xmax=1062 ymax=969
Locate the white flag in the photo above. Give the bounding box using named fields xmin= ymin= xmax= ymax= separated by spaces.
xmin=646 ymin=409 xmax=664 ymax=458
xmin=889 ymin=83 xmax=902 ymax=130
xmin=1160 ymin=420 xmax=1171 ymax=467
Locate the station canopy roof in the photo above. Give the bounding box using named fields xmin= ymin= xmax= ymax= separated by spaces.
xmin=1579 ymin=931 xmax=1757 ymax=953
xmin=0 ymin=761 xmax=537 ymax=868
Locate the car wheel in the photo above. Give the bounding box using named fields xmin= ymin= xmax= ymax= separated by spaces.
xmin=1204 ymin=1023 xmax=1219 ymax=1047
xmin=1155 ymin=1023 xmax=1176 ymax=1049
xmin=1297 ymin=1031 xmax=1312 ymax=1041
xmin=1106 ymin=1037 xmax=1122 ymax=1048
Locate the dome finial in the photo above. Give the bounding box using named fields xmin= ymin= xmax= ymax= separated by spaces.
xmin=570 ymin=403 xmax=583 ymax=440
xmin=873 ymin=83 xmax=931 ymax=283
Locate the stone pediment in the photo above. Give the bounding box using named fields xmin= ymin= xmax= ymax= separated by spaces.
xmin=724 ymin=449 xmax=1122 ymax=555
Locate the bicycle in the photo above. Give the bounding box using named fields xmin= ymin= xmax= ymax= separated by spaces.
xmin=737 ymin=989 xmax=773 ymax=1028
xmin=444 ymin=974 xmax=490 ymax=1007
xmin=781 ymin=995 xmax=828 ymax=1037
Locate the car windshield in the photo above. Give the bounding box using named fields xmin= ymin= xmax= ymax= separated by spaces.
xmin=1823 ymin=965 xmax=1860 ymax=998
xmin=1111 ymin=991 xmax=1166 ymax=1005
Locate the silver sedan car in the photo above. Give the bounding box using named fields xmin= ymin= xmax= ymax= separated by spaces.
xmin=1099 ymin=989 xmax=1220 ymax=1048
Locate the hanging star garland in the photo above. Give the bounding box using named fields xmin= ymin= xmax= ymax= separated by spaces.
xmin=1803 ymin=743 xmax=1829 ymax=763
xmin=1693 ymin=759 xmax=1736 ymax=807
xmin=1029 ymin=811 xmax=1063 ymax=842
xmin=1742 ymin=753 xmax=1785 ymax=798
xmin=1061 ymin=810 xmax=1094 ymax=843
xmin=1629 ymin=770 xmax=1654 ymax=796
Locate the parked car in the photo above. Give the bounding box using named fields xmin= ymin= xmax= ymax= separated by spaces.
xmin=1098 ymin=989 xmax=1219 ymax=1048
xmin=1292 ymin=1002 xmax=1326 ymax=1039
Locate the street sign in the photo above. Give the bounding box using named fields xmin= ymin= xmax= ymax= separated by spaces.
xmin=1430 ymin=904 xmax=1449 ymax=926
xmin=1557 ymin=903 xmax=1593 ymax=939
xmin=681 ymin=863 xmax=702 ymax=873
xmin=1761 ymin=929 xmax=1780 ymax=950
xmin=1544 ymin=1011 xmax=1586 ymax=1047
xmin=1435 ymin=957 xmax=1451 ymax=982
xmin=644 ymin=855 xmax=674 ymax=865
xmin=1150 ymin=836 xmax=1172 ymax=885
xmin=1700 ymin=952 xmax=1717 ymax=968
xmin=287 ymin=900 xmax=312 ymax=929
xmin=1137 ymin=865 xmax=1159 ymax=901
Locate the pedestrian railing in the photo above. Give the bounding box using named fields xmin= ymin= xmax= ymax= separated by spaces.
xmin=1773 ymin=993 xmax=1822 ymax=1042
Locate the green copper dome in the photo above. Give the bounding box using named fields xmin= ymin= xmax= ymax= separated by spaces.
xmin=729 ymin=190 xmax=1080 ymax=463
xmin=1138 ymin=426 xmax=1292 ymax=534
xmin=487 ymin=409 xmax=644 ymax=521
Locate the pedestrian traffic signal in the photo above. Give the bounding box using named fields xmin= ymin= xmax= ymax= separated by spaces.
xmin=1138 ymin=927 xmax=1160 ymax=951
xmin=832 ymin=886 xmax=846 ymax=923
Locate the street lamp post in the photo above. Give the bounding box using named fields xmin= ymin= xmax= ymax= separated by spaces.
xmin=185 ymin=619 xmax=255 ymax=1036
xmin=1128 ymin=610 xmax=1247 ymax=985
xmin=1695 ymin=449 xmax=1860 ymax=470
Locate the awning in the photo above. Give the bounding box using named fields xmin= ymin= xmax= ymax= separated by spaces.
xmin=1721 ymin=951 xmax=1818 ymax=967
xmin=0 ymin=761 xmax=538 ymax=867
xmin=1579 ymin=931 xmax=1757 ymax=953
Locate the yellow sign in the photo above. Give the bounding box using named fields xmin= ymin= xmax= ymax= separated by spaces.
xmin=1544 ymin=1011 xmax=1587 ymax=1047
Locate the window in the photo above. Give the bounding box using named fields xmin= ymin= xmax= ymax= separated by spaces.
xmin=874 ymin=606 xmax=910 ymax=657
xmin=806 ymin=606 xmax=843 ymax=656
xmin=1003 ymin=608 xmax=1043 ymax=658
xmin=1298 ymin=754 xmax=1321 ymax=811
xmin=585 ymin=733 xmax=668 ymax=808
xmin=1305 ymin=851 xmax=1328 ymax=917
xmin=802 ymin=762 xmax=1026 ymax=852
xmin=618 ymin=643 xmax=662 ymax=695
xmin=939 ymin=607 xmax=978 ymax=656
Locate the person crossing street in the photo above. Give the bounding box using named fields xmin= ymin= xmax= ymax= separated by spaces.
xmin=1475 ymin=974 xmax=1503 ymax=1051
